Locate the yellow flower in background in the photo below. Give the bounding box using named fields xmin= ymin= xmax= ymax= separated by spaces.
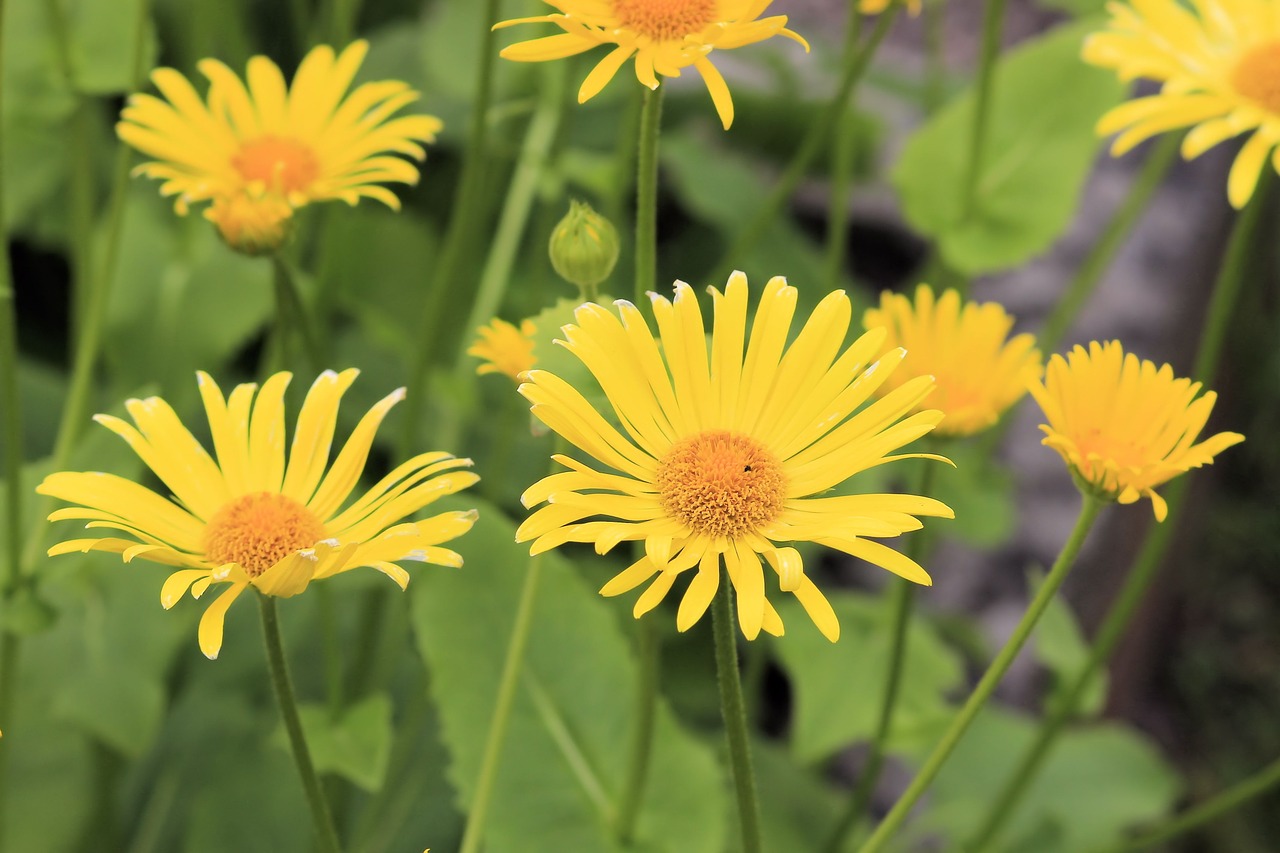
xmin=859 ymin=0 xmax=922 ymax=16
xmin=1083 ymin=0 xmax=1280 ymax=208
xmin=496 ymin=1 xmax=809 ymax=130
xmin=863 ymin=285 xmax=1041 ymax=437
xmin=118 ymin=41 xmax=442 ymax=252
xmin=517 ymin=273 xmax=953 ymax=642
xmin=468 ymin=318 xmax=538 ymax=381
xmin=38 ymin=370 xmax=478 ymax=659
xmin=1028 ymin=341 xmax=1243 ymax=521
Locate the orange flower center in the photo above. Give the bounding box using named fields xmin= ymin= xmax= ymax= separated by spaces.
xmin=613 ymin=0 xmax=717 ymax=41
xmin=202 ymin=492 xmax=326 ymax=577
xmin=231 ymin=136 xmax=321 ymax=194
xmin=656 ymin=430 xmax=786 ymax=538
xmin=1232 ymin=40 xmax=1280 ymax=115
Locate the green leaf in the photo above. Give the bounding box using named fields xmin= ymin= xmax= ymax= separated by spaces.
xmin=755 ymin=739 xmax=844 ymax=850
xmin=773 ymin=591 xmax=964 ymax=762
xmin=1029 ymin=568 xmax=1108 ymax=716
xmin=931 ymin=442 xmax=1016 ymax=547
xmin=411 ymin=496 xmax=727 ymax=853
xmin=892 ymin=21 xmax=1125 ymax=275
xmin=283 ymin=694 xmax=394 ymax=792
xmin=53 ymin=663 xmax=165 ymax=757
xmin=909 ymin=707 xmax=1181 ymax=852
xmin=103 ymin=189 xmax=272 ymax=392
xmin=67 ymin=0 xmax=157 ymax=94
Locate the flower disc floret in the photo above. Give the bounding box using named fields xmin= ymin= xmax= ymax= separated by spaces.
xmin=38 ymin=369 xmax=479 ymax=659
xmin=863 ymin=284 xmax=1042 ymax=437
xmin=1028 ymin=341 xmax=1244 ymax=521
xmin=516 ymin=272 xmax=954 ymax=643
xmin=1083 ymin=0 xmax=1280 ymax=208
xmin=495 ymin=1 xmax=809 ymax=129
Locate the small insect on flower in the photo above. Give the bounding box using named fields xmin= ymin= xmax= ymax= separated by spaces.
xmin=38 ymin=370 xmax=479 ymax=659
xmin=117 ymin=41 xmax=442 ymax=253
xmin=495 ymin=1 xmax=809 ymax=129
xmin=516 ymin=272 xmax=954 ymax=643
xmin=1029 ymin=341 xmax=1244 ymax=521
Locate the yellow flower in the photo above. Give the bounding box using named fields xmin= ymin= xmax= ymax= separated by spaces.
xmin=863 ymin=285 xmax=1042 ymax=437
xmin=1028 ymin=341 xmax=1243 ymax=521
xmin=468 ymin=318 xmax=538 ymax=381
xmin=859 ymin=0 xmax=922 ymax=17
xmin=516 ymin=272 xmax=954 ymax=642
xmin=495 ymin=1 xmax=809 ymax=130
xmin=118 ymin=41 xmax=442 ymax=250
xmin=1083 ymin=0 xmax=1280 ymax=208
xmin=38 ymin=370 xmax=478 ymax=659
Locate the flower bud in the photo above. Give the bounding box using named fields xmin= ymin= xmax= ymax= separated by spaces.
xmin=205 ymin=191 xmax=294 ymax=256
xmin=548 ymin=200 xmax=619 ymax=294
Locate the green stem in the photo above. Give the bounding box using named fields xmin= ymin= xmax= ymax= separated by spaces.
xmin=963 ymin=171 xmax=1271 ymax=853
xmin=923 ymin=0 xmax=946 ymax=115
xmin=711 ymin=2 xmax=900 ymax=286
xmin=823 ymin=6 xmax=864 ymax=291
xmin=713 ymin=572 xmax=763 ymax=853
xmin=957 ymin=0 xmax=1007 ymax=226
xmin=401 ymin=0 xmax=501 ymax=456
xmin=257 ymin=595 xmax=343 ymax=853
xmin=827 ymin=458 xmax=939 ymax=852
xmin=458 ymin=555 xmax=545 ymax=853
xmin=1039 ymin=134 xmax=1180 ymax=354
xmin=634 ymin=84 xmax=664 ymax=304
xmin=614 ymin=614 xmax=660 ymax=843
xmin=858 ymin=495 xmax=1105 ymax=853
xmin=20 ymin=0 xmax=151 ymax=572
xmin=271 ymin=254 xmax=323 ymax=373
xmin=327 ymin=0 xmax=360 ymax=43
xmin=1090 ymin=756 xmax=1280 ymax=853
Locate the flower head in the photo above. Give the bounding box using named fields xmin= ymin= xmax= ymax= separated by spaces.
xmin=496 ymin=1 xmax=809 ymax=130
xmin=38 ymin=370 xmax=478 ymax=658
xmin=516 ymin=273 xmax=953 ymax=642
xmin=863 ymin=285 xmax=1041 ymax=437
xmin=118 ymin=41 xmax=442 ymax=250
xmin=1028 ymin=341 xmax=1243 ymax=521
xmin=1083 ymin=0 xmax=1280 ymax=208
xmin=468 ymin=318 xmax=539 ymax=381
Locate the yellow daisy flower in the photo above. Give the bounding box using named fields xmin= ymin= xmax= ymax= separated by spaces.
xmin=516 ymin=272 xmax=954 ymax=642
xmin=118 ymin=41 xmax=442 ymax=252
xmin=495 ymin=1 xmax=809 ymax=130
xmin=1028 ymin=341 xmax=1244 ymax=522
xmin=863 ymin=285 xmax=1042 ymax=437
xmin=468 ymin=318 xmax=539 ymax=381
xmin=1083 ymin=0 xmax=1280 ymax=208
xmin=38 ymin=370 xmax=478 ymax=659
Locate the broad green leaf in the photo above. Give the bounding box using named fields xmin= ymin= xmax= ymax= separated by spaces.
xmin=67 ymin=0 xmax=158 ymax=94
xmin=909 ymin=707 xmax=1181 ymax=852
xmin=3 ymin=0 xmax=75 ymax=228
xmin=930 ymin=442 xmax=1016 ymax=547
xmin=1029 ymin=568 xmax=1108 ymax=716
xmin=411 ymin=496 xmax=727 ymax=853
xmin=892 ymin=21 xmax=1125 ymax=275
xmin=103 ymin=189 xmax=272 ymax=394
xmin=286 ymin=694 xmax=394 ymax=792
xmin=755 ymin=739 xmax=845 ymax=851
xmin=774 ymin=591 xmax=964 ymax=762
xmin=53 ymin=663 xmax=165 ymax=757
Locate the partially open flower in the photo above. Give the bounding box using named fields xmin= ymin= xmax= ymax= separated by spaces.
xmin=38 ymin=370 xmax=478 ymax=658
xmin=864 ymin=285 xmax=1042 ymax=437
xmin=1028 ymin=341 xmax=1243 ymax=521
xmin=468 ymin=318 xmax=538 ymax=382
